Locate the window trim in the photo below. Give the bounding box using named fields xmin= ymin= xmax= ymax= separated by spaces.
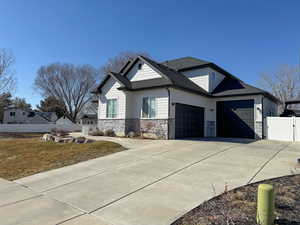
xmin=106 ymin=98 xmax=118 ymax=118
xmin=142 ymin=97 xmax=157 ymax=119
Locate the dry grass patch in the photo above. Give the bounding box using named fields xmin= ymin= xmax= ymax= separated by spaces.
xmin=0 ymin=134 xmax=126 ymax=180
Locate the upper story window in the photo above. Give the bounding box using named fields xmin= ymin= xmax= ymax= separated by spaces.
xmin=138 ymin=63 xmax=142 ymax=70
xmin=142 ymin=97 xmax=156 ymax=118
xmin=106 ymin=99 xmax=118 ymax=118
xmin=10 ymin=112 xmax=16 ymax=117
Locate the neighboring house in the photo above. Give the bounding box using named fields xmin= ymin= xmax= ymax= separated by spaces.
xmin=281 ymin=99 xmax=300 ymax=117
xmin=3 ymin=106 xmax=57 ymax=124
xmin=92 ymin=56 xmax=280 ymax=139
xmin=80 ymin=114 xmax=97 ymax=125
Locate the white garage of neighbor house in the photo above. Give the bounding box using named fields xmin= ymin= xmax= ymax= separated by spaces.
xmin=92 ymin=56 xmax=280 ymax=139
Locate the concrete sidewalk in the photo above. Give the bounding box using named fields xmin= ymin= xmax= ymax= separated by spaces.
xmin=1 ymin=138 xmax=299 ymax=225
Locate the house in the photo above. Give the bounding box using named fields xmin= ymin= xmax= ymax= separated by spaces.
xmin=92 ymin=56 xmax=280 ymax=139
xmin=281 ymin=99 xmax=300 ymax=117
xmin=80 ymin=114 xmax=97 ymax=125
xmin=3 ymin=106 xmax=57 ymax=124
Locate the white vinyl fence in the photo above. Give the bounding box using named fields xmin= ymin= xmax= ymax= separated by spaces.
xmin=265 ymin=117 xmax=300 ymax=142
xmin=0 ymin=123 xmax=81 ymax=133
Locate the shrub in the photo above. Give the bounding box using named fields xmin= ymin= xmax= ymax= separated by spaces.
xmin=90 ymin=130 xmax=104 ymax=136
xmin=104 ymin=129 xmax=115 ymax=137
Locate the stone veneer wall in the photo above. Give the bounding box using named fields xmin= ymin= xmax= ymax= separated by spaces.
xmin=125 ymin=119 xmax=169 ymax=139
xmin=98 ymin=119 xmax=169 ymax=139
xmin=98 ymin=119 xmax=126 ymax=136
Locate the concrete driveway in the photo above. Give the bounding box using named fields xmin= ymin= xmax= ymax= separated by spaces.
xmin=1 ymin=137 xmax=299 ymax=225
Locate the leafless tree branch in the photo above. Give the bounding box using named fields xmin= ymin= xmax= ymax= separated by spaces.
xmin=0 ymin=49 xmax=16 ymax=94
xmin=34 ymin=63 xmax=97 ymax=122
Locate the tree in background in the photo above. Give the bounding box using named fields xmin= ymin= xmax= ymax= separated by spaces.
xmin=12 ymin=97 xmax=32 ymax=111
xmin=0 ymin=49 xmax=16 ymax=95
xmin=99 ymin=51 xmax=150 ymax=78
xmin=258 ymin=64 xmax=300 ymax=111
xmin=0 ymin=93 xmax=12 ymax=122
xmin=34 ymin=63 xmax=98 ymax=122
xmin=37 ymin=96 xmax=66 ymax=118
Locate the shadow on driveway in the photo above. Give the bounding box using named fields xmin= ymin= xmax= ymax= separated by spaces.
xmin=176 ymin=137 xmax=257 ymax=144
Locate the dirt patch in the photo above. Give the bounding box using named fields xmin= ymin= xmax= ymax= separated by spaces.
xmin=0 ymin=135 xmax=126 ymax=180
xmin=172 ymin=175 xmax=300 ymax=225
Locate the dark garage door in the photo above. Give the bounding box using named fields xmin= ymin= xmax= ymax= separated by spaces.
xmin=217 ymin=100 xmax=254 ymax=139
xmin=175 ymin=103 xmax=204 ymax=138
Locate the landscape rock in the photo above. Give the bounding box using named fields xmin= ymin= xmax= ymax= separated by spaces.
xmin=54 ymin=137 xmax=63 ymax=143
xmin=41 ymin=134 xmax=54 ymax=142
xmin=83 ymin=139 xmax=93 ymax=144
xmin=75 ymin=137 xmax=86 ymax=144
xmin=127 ymin=131 xmax=136 ymax=138
xmin=62 ymin=137 xmax=74 ymax=143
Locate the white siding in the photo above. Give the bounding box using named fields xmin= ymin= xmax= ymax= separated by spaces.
xmin=127 ymin=89 xmax=169 ymax=119
xmin=98 ymin=78 xmax=126 ymax=119
xmin=127 ymin=61 xmax=161 ymax=81
xmin=181 ymin=68 xmax=225 ymax=93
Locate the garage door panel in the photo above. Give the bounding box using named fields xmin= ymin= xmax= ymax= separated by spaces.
xmin=217 ymin=100 xmax=254 ymax=139
xmin=175 ymin=103 xmax=204 ymax=138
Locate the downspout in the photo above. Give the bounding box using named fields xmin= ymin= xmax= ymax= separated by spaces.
xmin=261 ymin=96 xmax=265 ymax=139
xmin=166 ymin=88 xmax=171 ymax=139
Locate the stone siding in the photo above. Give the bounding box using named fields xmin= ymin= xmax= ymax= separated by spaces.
xmin=98 ymin=119 xmax=126 ymax=136
xmin=98 ymin=119 xmax=169 ymax=139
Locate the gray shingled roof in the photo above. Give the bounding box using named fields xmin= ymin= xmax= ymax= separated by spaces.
xmin=161 ymin=56 xmax=210 ymax=71
xmin=94 ymin=55 xmax=279 ymax=102
xmin=212 ymin=78 xmax=280 ymax=102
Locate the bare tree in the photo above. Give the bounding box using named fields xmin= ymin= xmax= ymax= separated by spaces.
xmin=258 ymin=64 xmax=300 ymax=111
xmin=0 ymin=49 xmax=16 ymax=94
xmin=34 ymin=63 xmax=98 ymax=122
xmin=99 ymin=51 xmax=150 ymax=78
xmin=12 ymin=97 xmax=32 ymax=111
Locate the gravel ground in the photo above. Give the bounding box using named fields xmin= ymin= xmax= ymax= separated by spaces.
xmin=172 ymin=174 xmax=300 ymax=225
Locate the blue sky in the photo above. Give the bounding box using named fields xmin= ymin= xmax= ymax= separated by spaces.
xmin=1 ymin=0 xmax=300 ymax=107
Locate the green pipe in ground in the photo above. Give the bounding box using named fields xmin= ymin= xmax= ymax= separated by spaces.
xmin=256 ymin=184 xmax=275 ymax=225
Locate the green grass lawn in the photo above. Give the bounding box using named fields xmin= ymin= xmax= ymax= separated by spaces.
xmin=0 ymin=133 xmax=126 ymax=180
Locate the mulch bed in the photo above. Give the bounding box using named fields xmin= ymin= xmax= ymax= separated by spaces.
xmin=172 ymin=174 xmax=300 ymax=225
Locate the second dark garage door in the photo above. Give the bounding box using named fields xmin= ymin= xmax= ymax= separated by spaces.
xmin=175 ymin=103 xmax=204 ymax=138
xmin=217 ymin=100 xmax=255 ymax=139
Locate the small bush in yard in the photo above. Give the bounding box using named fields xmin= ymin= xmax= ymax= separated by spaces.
xmin=104 ymin=129 xmax=115 ymax=137
xmin=90 ymin=130 xmax=104 ymax=136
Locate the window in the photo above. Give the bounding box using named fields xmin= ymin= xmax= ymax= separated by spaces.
xmin=138 ymin=63 xmax=142 ymax=70
xmin=10 ymin=112 xmax=16 ymax=117
xmin=142 ymin=97 xmax=156 ymax=118
xmin=106 ymin=99 xmax=118 ymax=118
